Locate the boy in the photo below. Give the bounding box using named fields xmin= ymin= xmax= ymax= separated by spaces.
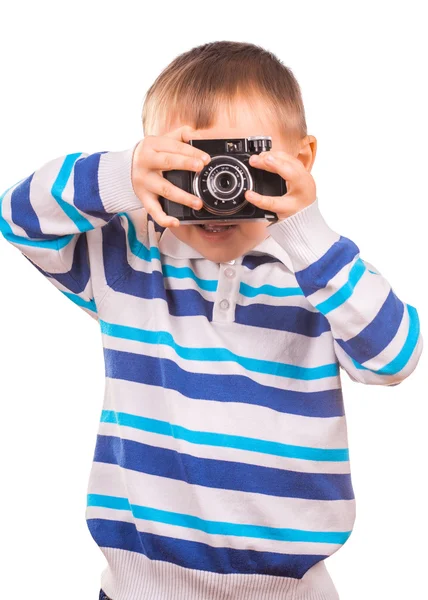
xmin=0 ymin=41 xmax=423 ymax=600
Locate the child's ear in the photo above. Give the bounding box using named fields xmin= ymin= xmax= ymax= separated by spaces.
xmin=297 ymin=135 xmax=317 ymax=172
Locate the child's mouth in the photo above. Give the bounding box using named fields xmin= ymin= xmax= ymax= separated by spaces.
xmin=196 ymin=223 xmax=238 ymax=239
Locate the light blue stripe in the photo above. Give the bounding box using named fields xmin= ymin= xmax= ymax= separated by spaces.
xmin=99 ymin=320 xmax=339 ymax=381
xmin=351 ymin=303 xmax=420 ymax=375
xmin=315 ymin=258 xmax=366 ymax=314
xmin=88 ymin=493 xmax=131 ymax=511
xmin=0 ymin=160 xmax=86 ymax=250
xmin=2 ymin=230 xmax=73 ymax=249
xmin=101 ymin=410 xmax=349 ymax=462
xmin=121 ymin=219 xmax=304 ymax=298
xmin=163 ymin=264 xmax=217 ymax=292
xmin=123 ymin=225 xmax=305 ymax=298
xmin=87 ymin=493 xmax=352 ymax=544
xmin=51 ymin=153 xmax=95 ymax=233
xmin=124 ymin=213 xmax=159 ymax=262
xmin=61 ymin=291 xmax=97 ymax=312
xmin=240 ymin=282 xmax=304 ymax=298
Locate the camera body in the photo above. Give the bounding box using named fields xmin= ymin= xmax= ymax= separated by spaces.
xmin=158 ymin=135 xmax=286 ymax=225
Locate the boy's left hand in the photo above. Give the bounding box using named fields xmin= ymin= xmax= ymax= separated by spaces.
xmin=244 ymin=150 xmax=316 ymax=221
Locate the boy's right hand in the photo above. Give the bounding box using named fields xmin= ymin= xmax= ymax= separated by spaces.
xmin=131 ymin=125 xmax=211 ymax=228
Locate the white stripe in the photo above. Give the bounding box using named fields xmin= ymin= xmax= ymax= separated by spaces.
xmin=308 ymin=265 xmax=392 ymax=340
xmin=87 ymin=462 xmax=355 ymax=555
xmin=100 ymin=418 xmax=350 ymax=475
xmin=101 ymin=327 xmax=341 ymax=393
xmin=104 ymin=377 xmax=350 ymax=458
xmin=357 ymin=301 xmax=409 ymax=369
xmin=87 ymin=505 xmax=344 ymax=557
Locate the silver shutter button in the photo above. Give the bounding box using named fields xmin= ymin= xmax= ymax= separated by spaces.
xmin=224 ymin=267 xmax=235 ymax=279
xmin=219 ymin=299 xmax=230 ymax=310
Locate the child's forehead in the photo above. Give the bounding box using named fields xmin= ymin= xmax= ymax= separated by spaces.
xmin=160 ymin=95 xmax=285 ymax=147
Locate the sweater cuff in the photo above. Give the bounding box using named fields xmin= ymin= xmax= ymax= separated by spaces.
xmin=98 ymin=142 xmax=143 ymax=213
xmin=266 ymin=197 xmax=341 ymax=271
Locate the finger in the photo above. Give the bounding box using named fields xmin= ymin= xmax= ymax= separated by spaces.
xmin=144 ymin=171 xmax=204 ymax=211
xmin=164 ymin=125 xmax=210 ymax=158
xmin=249 ymin=153 xmax=297 ymax=179
xmin=244 ymin=189 xmax=288 ymax=216
xmin=140 ymin=189 xmax=181 ymax=228
xmin=258 ymin=149 xmax=301 ymax=165
xmin=147 ymin=131 xmax=210 ymax=162
xmin=176 ymin=125 xmax=204 ymax=143
xmin=149 ymin=151 xmax=206 ymax=173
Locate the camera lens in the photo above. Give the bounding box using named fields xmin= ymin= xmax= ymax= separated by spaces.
xmin=219 ymin=174 xmax=232 ymax=190
xmin=213 ymin=171 xmax=238 ymax=195
xmin=192 ymin=155 xmax=253 ymax=216
xmin=207 ymin=164 xmax=243 ymax=202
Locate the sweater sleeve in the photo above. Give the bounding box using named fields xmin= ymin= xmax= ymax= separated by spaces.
xmin=0 ymin=144 xmax=143 ymax=321
xmin=267 ymin=197 xmax=423 ymax=385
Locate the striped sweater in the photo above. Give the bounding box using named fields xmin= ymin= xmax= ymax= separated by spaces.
xmin=0 ymin=144 xmax=423 ymax=600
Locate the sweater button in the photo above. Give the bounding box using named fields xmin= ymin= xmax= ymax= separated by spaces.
xmin=224 ymin=267 xmax=235 ymax=279
xmin=219 ymin=299 xmax=230 ymax=310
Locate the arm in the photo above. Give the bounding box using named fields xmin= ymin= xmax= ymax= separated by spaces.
xmin=267 ymin=198 xmax=423 ymax=385
xmin=0 ymin=144 xmax=143 ymax=321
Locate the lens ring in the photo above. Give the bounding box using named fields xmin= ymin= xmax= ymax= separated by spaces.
xmin=208 ymin=165 xmax=243 ymax=201
xmin=212 ymin=170 xmax=238 ymax=195
xmin=192 ymin=155 xmax=253 ymax=215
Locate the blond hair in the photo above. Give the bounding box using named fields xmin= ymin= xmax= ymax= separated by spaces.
xmin=142 ymin=40 xmax=307 ymax=145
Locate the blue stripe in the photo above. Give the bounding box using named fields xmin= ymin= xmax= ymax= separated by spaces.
xmin=73 ymin=151 xmax=113 ymax=221
xmin=235 ymin=303 xmax=331 ymax=336
xmin=100 ymin=320 xmax=338 ymax=381
xmin=86 ymin=518 xmax=330 ymax=578
xmin=242 ymin=254 xmax=283 ymax=270
xmin=19 ymin=237 xmax=94 ymax=300
xmin=51 ymin=153 xmax=95 ymax=233
xmin=314 ymin=258 xmax=366 ymax=314
xmin=115 ymin=218 xmax=322 ymax=301
xmin=120 ymin=224 xmax=307 ymax=299
xmin=102 ymin=235 xmax=334 ymax=334
xmin=6 ymin=173 xmax=62 ymax=245
xmin=335 ymin=288 xmax=405 ymax=364
xmin=106 ymin=229 xmax=378 ymax=303
xmin=350 ymin=303 xmax=420 ymax=375
xmin=22 ymin=256 xmax=96 ymax=313
xmin=103 ymin=348 xmax=344 ymax=418
xmin=0 ymin=179 xmax=26 ymax=239
xmin=87 ymin=494 xmax=351 ymax=545
xmin=295 ymin=236 xmax=360 ymax=295
xmin=93 ymin=434 xmax=354 ymax=501
xmin=1 ymin=152 xmax=113 ymax=252
xmin=52 ymin=233 xmax=92 ymax=293
xmin=101 ymin=410 xmax=349 ymax=462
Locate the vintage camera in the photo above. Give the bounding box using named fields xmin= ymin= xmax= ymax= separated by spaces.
xmin=158 ymin=135 xmax=286 ymax=225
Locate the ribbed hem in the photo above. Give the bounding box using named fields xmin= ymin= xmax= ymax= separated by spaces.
xmin=99 ymin=547 xmax=339 ymax=600
xmin=98 ymin=142 xmax=143 ymax=213
xmin=267 ymin=198 xmax=340 ymax=272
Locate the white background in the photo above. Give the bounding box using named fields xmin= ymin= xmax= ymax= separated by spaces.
xmin=0 ymin=1 xmax=426 ymax=599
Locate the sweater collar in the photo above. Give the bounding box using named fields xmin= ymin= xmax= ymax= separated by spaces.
xmin=157 ymin=226 xmax=294 ymax=272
